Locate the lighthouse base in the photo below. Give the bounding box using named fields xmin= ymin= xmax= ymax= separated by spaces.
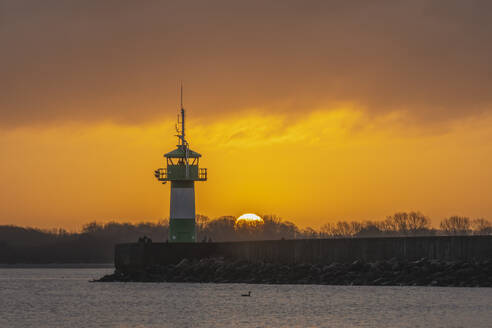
xmin=169 ymin=218 xmax=196 ymax=242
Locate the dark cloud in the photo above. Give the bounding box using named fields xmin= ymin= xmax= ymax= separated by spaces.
xmin=1 ymin=0 xmax=492 ymax=127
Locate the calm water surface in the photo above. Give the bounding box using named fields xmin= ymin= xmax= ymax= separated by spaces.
xmin=0 ymin=268 xmax=491 ymax=328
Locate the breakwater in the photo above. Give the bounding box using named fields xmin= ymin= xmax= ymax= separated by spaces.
xmin=100 ymin=236 xmax=492 ymax=286
xmin=99 ymin=257 xmax=492 ymax=287
xmin=115 ymin=236 xmax=492 ymax=272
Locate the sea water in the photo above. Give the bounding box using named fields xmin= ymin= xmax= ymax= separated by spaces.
xmin=0 ymin=268 xmax=491 ymax=328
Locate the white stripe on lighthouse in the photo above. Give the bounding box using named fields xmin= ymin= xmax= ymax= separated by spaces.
xmin=170 ymin=184 xmax=195 ymax=219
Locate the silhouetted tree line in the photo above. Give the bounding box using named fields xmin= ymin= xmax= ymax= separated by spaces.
xmin=0 ymin=212 xmax=491 ymax=263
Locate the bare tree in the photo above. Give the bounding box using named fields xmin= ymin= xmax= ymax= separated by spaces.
xmin=387 ymin=212 xmax=410 ymax=234
xmin=406 ymin=212 xmax=431 ymax=234
xmin=334 ymin=221 xmax=352 ymax=237
xmin=440 ymin=216 xmax=471 ymax=235
xmin=320 ymin=223 xmax=335 ymax=237
xmin=320 ymin=221 xmax=363 ymax=238
xmin=301 ymin=227 xmax=319 ymax=239
xmin=356 ymin=221 xmax=383 ymax=237
xmin=202 ymin=216 xmax=236 ymax=241
xmin=382 ymin=212 xmax=430 ymax=235
xmin=471 ymin=218 xmax=492 ymax=235
xmin=195 ymin=214 xmax=210 ymax=242
xmin=349 ymin=221 xmax=363 ymax=236
xmin=235 ymin=219 xmax=264 ymax=241
xmin=261 ymin=215 xmax=298 ymax=240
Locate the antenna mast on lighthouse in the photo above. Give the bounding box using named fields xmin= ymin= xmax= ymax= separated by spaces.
xmin=177 ymin=83 xmax=187 ymax=147
xmin=180 ymin=84 xmax=186 ymax=145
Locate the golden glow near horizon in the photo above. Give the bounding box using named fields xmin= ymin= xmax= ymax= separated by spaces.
xmin=1 ymin=106 xmax=492 ymax=230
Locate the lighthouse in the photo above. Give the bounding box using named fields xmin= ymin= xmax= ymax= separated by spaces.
xmin=154 ymin=88 xmax=207 ymax=242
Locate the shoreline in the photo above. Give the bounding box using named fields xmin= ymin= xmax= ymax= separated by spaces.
xmin=0 ymin=263 xmax=114 ymax=269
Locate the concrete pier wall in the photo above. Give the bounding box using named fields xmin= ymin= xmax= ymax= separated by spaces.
xmin=115 ymin=236 xmax=492 ymax=271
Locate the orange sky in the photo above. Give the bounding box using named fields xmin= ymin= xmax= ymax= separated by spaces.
xmin=1 ymin=1 xmax=492 ymax=229
xmin=2 ymin=107 xmax=492 ymax=230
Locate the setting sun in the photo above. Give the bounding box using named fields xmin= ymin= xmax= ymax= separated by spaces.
xmin=236 ymin=213 xmax=264 ymax=224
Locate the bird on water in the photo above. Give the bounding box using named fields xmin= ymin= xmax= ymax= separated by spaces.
xmin=241 ymin=291 xmax=251 ymax=297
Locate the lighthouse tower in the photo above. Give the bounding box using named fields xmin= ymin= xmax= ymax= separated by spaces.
xmin=154 ymin=89 xmax=207 ymax=242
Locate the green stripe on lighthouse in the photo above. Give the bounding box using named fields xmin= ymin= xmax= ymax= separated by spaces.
xmin=169 ymin=218 xmax=196 ymax=242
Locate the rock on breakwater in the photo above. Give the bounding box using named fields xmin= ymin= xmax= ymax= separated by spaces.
xmin=97 ymin=257 xmax=492 ymax=287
